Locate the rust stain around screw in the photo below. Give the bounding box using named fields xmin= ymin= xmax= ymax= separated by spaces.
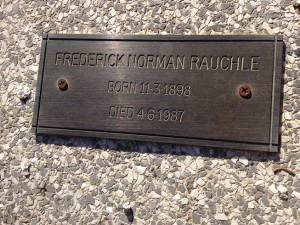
xmin=238 ymin=84 xmax=251 ymax=98
xmin=57 ymin=79 xmax=68 ymax=91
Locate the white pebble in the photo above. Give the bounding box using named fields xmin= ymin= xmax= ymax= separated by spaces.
xmin=17 ymin=85 xmax=31 ymax=100
xmin=215 ymin=214 xmax=228 ymax=221
xmin=106 ymin=206 xmax=113 ymax=213
xmin=284 ymin=112 xmax=292 ymax=120
xmin=255 ymin=180 xmax=264 ymax=186
xmin=273 ymin=27 xmax=280 ymax=34
xmin=234 ymin=23 xmax=240 ymax=29
xmin=269 ymin=184 xmax=278 ymax=194
xmin=181 ymin=198 xmax=189 ymax=205
xmin=292 ymin=191 xmax=300 ymax=200
xmin=231 ymin=156 xmax=239 ymax=164
xmin=122 ymin=202 xmax=131 ymax=209
xmin=135 ymin=165 xmax=147 ymax=174
xmin=29 ymin=65 xmax=39 ymax=72
xmin=277 ymin=185 xmax=287 ymax=193
xmin=150 ymin=191 xmax=160 ymax=199
xmin=239 ymin=156 xmax=248 ymax=166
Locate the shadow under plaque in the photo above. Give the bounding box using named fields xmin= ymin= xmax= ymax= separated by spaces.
xmin=32 ymin=34 xmax=284 ymax=152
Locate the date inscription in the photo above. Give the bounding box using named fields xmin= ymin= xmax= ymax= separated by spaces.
xmin=109 ymin=106 xmax=185 ymax=123
xmin=108 ymin=81 xmax=191 ymax=96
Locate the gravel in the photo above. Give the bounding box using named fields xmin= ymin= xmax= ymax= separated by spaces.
xmin=1 ymin=0 xmax=300 ymax=224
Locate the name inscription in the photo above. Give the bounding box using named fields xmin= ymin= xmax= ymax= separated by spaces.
xmin=55 ymin=52 xmax=260 ymax=71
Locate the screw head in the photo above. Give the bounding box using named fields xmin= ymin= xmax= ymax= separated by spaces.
xmin=238 ymin=84 xmax=251 ymax=98
xmin=57 ymin=79 xmax=68 ymax=91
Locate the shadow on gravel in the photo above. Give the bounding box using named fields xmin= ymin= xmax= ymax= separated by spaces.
xmin=35 ymin=133 xmax=281 ymax=163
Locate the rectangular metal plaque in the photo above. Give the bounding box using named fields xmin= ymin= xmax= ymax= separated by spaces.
xmin=32 ymin=34 xmax=283 ymax=152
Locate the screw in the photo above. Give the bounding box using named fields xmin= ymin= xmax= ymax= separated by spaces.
xmin=238 ymin=84 xmax=251 ymax=98
xmin=57 ymin=79 xmax=68 ymax=91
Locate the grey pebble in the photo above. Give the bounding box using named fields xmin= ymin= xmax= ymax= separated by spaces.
xmin=148 ymin=0 xmax=161 ymax=7
xmin=177 ymin=184 xmax=186 ymax=193
xmin=85 ymin=194 xmax=95 ymax=205
xmin=148 ymin=200 xmax=157 ymax=212
xmin=293 ymin=80 xmax=300 ymax=88
xmin=198 ymin=8 xmax=207 ymax=17
xmin=46 ymin=184 xmax=55 ymax=193
xmin=31 ymin=218 xmax=39 ymax=225
xmin=207 ymin=201 xmax=216 ymax=213
xmin=192 ymin=213 xmax=201 ymax=224
xmin=253 ymin=215 xmax=264 ymax=224
xmin=106 ymin=180 xmax=115 ymax=188
xmin=177 ymin=220 xmax=184 ymax=225
xmin=90 ymin=174 xmax=98 ymax=185
xmin=199 ymin=171 xmax=207 ymax=177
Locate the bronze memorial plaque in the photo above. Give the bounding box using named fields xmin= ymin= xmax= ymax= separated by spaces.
xmin=32 ymin=34 xmax=283 ymax=152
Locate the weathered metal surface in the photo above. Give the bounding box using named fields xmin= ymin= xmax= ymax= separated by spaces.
xmin=32 ymin=34 xmax=283 ymax=152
